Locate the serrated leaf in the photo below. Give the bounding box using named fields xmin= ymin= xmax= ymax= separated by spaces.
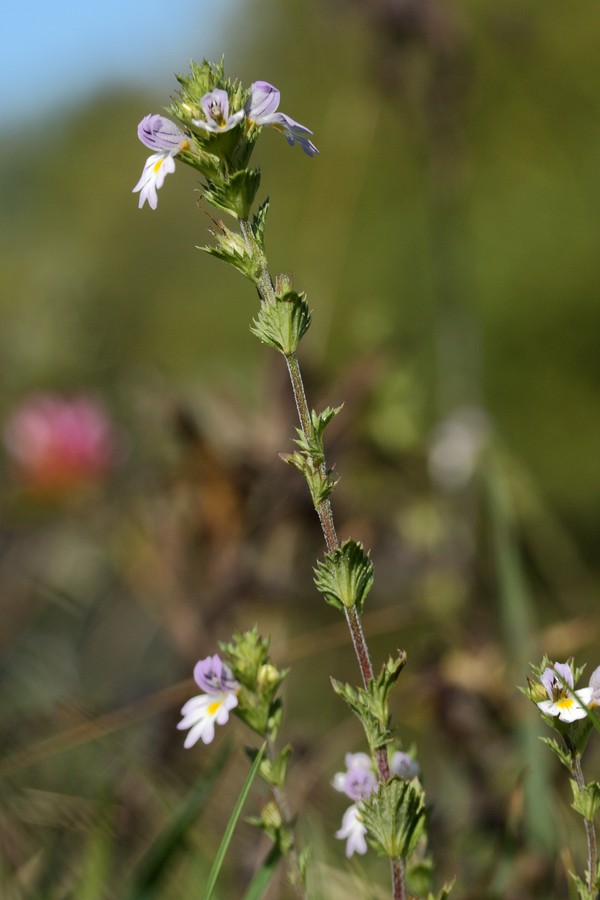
xmin=570 ymin=780 xmax=600 ymax=820
xmin=360 ymin=778 xmax=427 ymax=861
xmin=250 ymin=291 xmax=311 ymax=355
xmin=314 ymin=540 xmax=374 ymax=612
xmin=539 ymin=736 xmax=571 ymax=770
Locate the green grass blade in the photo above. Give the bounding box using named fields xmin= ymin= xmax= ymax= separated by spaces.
xmin=242 ymin=844 xmax=282 ymax=900
xmin=126 ymin=740 xmax=232 ymax=900
xmin=202 ymin=741 xmax=267 ymax=900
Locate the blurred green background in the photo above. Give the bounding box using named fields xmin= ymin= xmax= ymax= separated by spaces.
xmin=2 ymin=0 xmax=600 ymax=897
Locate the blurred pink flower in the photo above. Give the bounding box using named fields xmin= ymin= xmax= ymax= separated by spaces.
xmin=4 ymin=393 xmax=116 ymax=493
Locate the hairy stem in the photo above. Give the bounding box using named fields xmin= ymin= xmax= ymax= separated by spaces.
xmin=240 ymin=217 xmax=404 ymax=899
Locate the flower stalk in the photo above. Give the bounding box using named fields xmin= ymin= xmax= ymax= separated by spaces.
xmin=238 ymin=216 xmax=405 ymax=899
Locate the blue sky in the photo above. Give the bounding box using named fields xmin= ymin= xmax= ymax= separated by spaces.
xmin=3 ymin=0 xmax=241 ymax=125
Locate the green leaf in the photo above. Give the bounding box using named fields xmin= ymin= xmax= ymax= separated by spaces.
xmin=251 ymin=199 xmax=269 ymax=252
xmin=259 ymin=744 xmax=292 ymax=788
xmin=250 ymin=291 xmax=312 ymax=355
xmin=313 ymin=539 xmax=374 ymax=613
xmin=201 ymin=220 xmax=262 ymax=283
xmin=125 ymin=743 xmax=231 ymax=900
xmin=360 ymin=777 xmax=427 ymax=861
xmin=539 ymin=735 xmax=572 ymax=770
xmin=331 ymin=654 xmax=406 ymax=752
xmin=203 ymin=742 xmax=267 ymax=900
xmin=570 ymin=779 xmax=600 ymax=820
xmin=204 ymin=169 xmax=262 ymax=220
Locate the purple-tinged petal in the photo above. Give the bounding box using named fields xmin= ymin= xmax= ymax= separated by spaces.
xmin=193 ymin=654 xmax=238 ymax=694
xmin=201 ymin=89 xmax=230 ymax=124
xmin=246 ymin=81 xmax=281 ymax=120
xmin=553 ymin=662 xmax=574 ymax=689
xmin=138 ymin=115 xmax=187 ymax=152
xmin=589 ymin=666 xmax=600 ymax=706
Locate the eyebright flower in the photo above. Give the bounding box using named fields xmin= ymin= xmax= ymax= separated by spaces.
xmin=589 ymin=666 xmax=600 ymax=708
xmin=133 ymin=115 xmax=189 ymax=210
xmin=335 ymin=803 xmax=368 ymax=858
xmin=192 ymin=89 xmax=245 ymax=134
xmin=4 ymin=393 xmax=115 ymax=493
xmin=332 ymin=753 xmax=376 ymax=858
xmin=177 ymin=654 xmax=239 ymax=748
xmin=245 ymin=81 xmax=319 ymax=157
xmin=332 ymin=752 xmax=377 ymax=802
xmin=391 ymin=751 xmax=420 ymax=781
xmin=537 ymin=661 xmax=592 ymax=723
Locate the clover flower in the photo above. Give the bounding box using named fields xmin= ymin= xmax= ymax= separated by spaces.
xmin=245 ymin=81 xmax=319 ymax=157
xmin=335 ymin=803 xmax=368 ymax=858
xmin=177 ymin=654 xmax=239 ymax=748
xmin=133 ymin=114 xmax=189 ymax=210
xmin=4 ymin=393 xmax=115 ymax=493
xmin=192 ymin=89 xmax=245 ymax=134
xmin=537 ymin=661 xmax=592 ymax=723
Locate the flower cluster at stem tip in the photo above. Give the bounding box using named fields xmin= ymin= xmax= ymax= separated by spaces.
xmin=133 ymin=67 xmax=318 ymax=211
xmin=332 ymin=751 xmax=421 ymax=857
xmin=535 ymin=660 xmax=600 ymax=723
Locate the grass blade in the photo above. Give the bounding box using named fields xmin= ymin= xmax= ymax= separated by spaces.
xmin=242 ymin=844 xmax=282 ymax=900
xmin=202 ymin=741 xmax=267 ymax=900
xmin=126 ymin=741 xmax=232 ymax=900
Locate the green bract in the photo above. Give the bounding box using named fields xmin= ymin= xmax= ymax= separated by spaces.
xmin=331 ymin=653 xmax=406 ymax=752
xmin=313 ymin=539 xmax=373 ymax=612
xmin=250 ymin=289 xmax=312 ymax=355
xmin=360 ymin=778 xmax=427 ymax=861
xmin=220 ymin=628 xmax=288 ymax=740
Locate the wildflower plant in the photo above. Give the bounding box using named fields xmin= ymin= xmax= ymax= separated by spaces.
xmin=524 ymin=658 xmax=600 ymax=899
xmin=134 ymin=58 xmax=451 ymax=899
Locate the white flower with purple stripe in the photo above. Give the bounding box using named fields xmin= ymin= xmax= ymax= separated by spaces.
xmin=537 ymin=661 xmax=592 ymax=723
xmin=177 ymin=654 xmax=239 ymax=748
xmin=192 ymin=89 xmax=245 ymax=134
xmin=133 ymin=115 xmax=189 ymax=210
xmin=246 ymin=81 xmax=318 ymax=157
xmin=332 ymin=753 xmax=376 ymax=857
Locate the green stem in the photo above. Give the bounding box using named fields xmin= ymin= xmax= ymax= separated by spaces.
xmin=266 ymin=739 xmax=306 ymax=899
xmin=572 ymin=751 xmax=598 ymax=897
xmin=239 ymin=217 xmax=404 ymax=900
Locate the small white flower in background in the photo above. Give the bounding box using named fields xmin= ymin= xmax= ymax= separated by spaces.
xmin=332 ymin=753 xmax=375 ymax=857
xmin=332 ymin=749 xmax=421 ymax=856
xmin=332 ymin=752 xmax=377 ymax=801
xmin=335 ymin=803 xmax=368 ymax=858
xmin=177 ymin=654 xmax=239 ymax=748
xmin=428 ymin=405 xmax=490 ymax=491
xmin=133 ymin=114 xmax=189 ymax=210
xmin=537 ymin=661 xmax=592 ymax=723
xmin=391 ymin=751 xmax=420 ymax=781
